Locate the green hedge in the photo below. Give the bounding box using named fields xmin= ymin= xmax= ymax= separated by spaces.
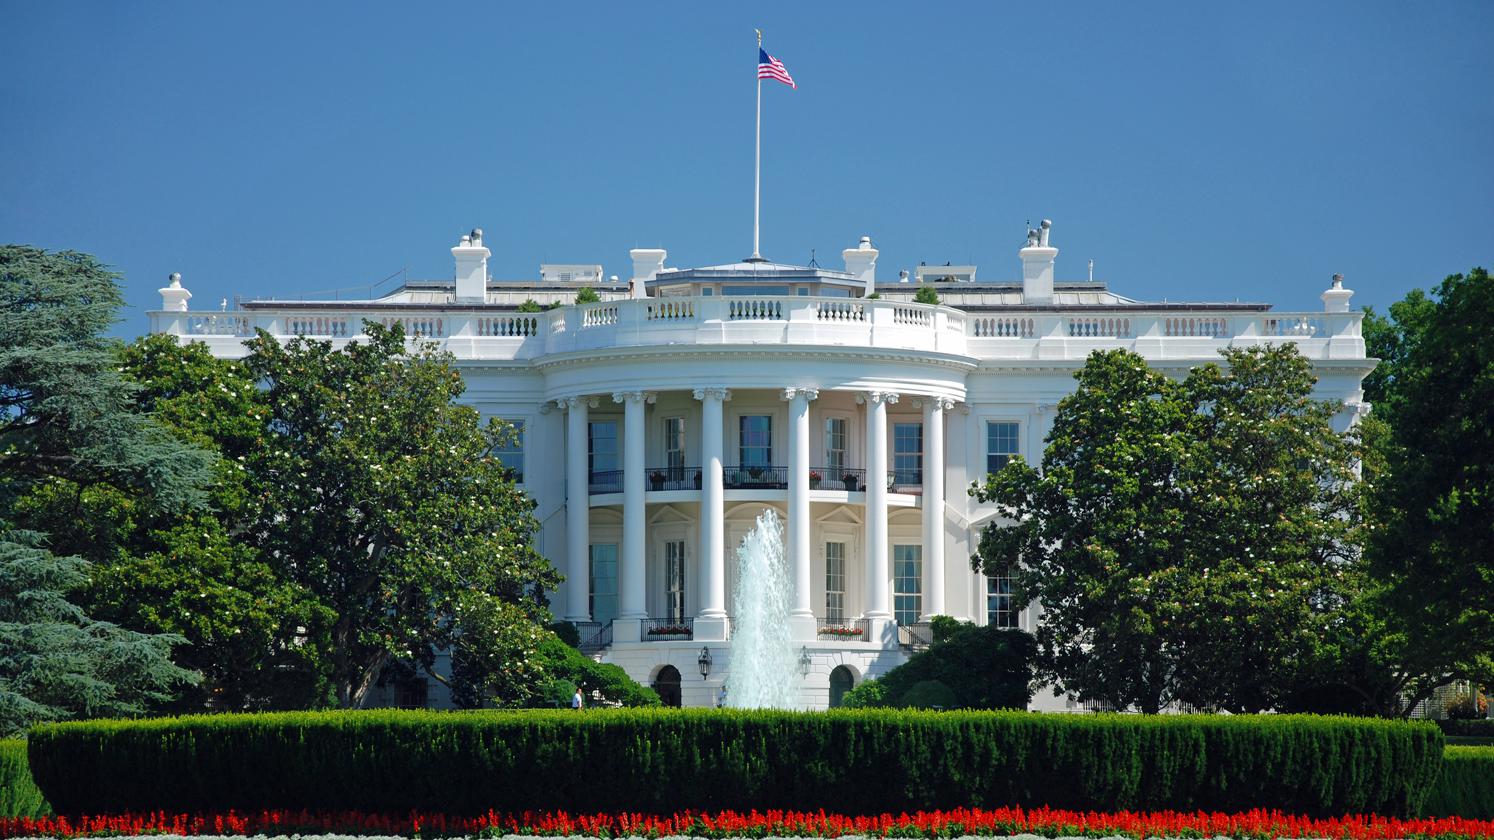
xmin=30 ymin=709 xmax=1441 ymax=818
xmin=0 ymin=740 xmax=48 ymax=818
xmin=1436 ymin=718 xmax=1494 ymax=738
xmin=1423 ymin=745 xmax=1494 ymax=819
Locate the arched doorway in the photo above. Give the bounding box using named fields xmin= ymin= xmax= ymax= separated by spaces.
xmin=829 ymin=665 xmax=856 ymax=708
xmin=653 ymin=665 xmax=682 ymax=707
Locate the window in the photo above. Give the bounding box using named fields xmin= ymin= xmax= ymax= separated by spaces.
xmin=824 ymin=417 xmax=847 ymax=474
xmin=590 ymin=420 xmax=618 ymax=475
xmin=986 ymin=421 xmax=1020 ymax=474
xmin=987 ymin=571 xmax=1017 ymax=628
xmin=893 ymin=545 xmax=922 ymax=626
xmin=825 ymin=542 xmax=846 ymax=623
xmin=664 ymin=417 xmax=686 ymax=481
xmin=723 ymin=285 xmax=789 ymax=296
xmin=589 ymin=544 xmax=618 ymax=625
xmin=893 ymin=422 xmax=923 ymax=486
xmin=665 ymin=540 xmax=686 ymax=622
xmin=494 ymin=419 xmax=525 ymax=483
xmin=739 ymin=415 xmax=772 ymax=467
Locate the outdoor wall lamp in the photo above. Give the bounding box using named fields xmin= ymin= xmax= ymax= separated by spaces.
xmin=698 ymin=646 xmax=713 ymax=679
xmin=798 ymin=646 xmax=811 ymax=677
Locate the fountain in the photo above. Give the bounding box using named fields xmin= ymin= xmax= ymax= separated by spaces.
xmin=725 ymin=509 xmax=798 ymax=708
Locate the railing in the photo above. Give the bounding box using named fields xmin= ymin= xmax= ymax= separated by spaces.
xmin=890 ymin=467 xmax=923 ymax=491
xmin=588 ymin=469 xmax=623 ymax=495
xmin=643 ymin=618 xmax=694 ymax=641
xmin=152 ymin=298 xmax=1362 ymax=366
xmin=723 ymin=465 xmax=788 ymax=489
xmin=647 ymin=466 xmax=701 ymax=492
xmin=897 ymin=622 xmax=935 ymax=651
xmin=577 ymin=621 xmax=612 ymax=654
xmin=812 ymin=467 xmax=865 ymax=492
xmin=816 ymin=617 xmax=870 ymax=640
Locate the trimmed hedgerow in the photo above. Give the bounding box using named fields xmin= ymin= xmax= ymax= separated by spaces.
xmin=0 ymin=740 xmax=48 ymax=818
xmin=1438 ymin=718 xmax=1494 ymax=739
xmin=29 ymin=709 xmax=1442 ymax=818
xmin=1423 ymin=745 xmax=1494 ymax=819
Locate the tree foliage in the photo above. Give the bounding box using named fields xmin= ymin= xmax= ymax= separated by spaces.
xmin=913 ymin=285 xmax=940 ymax=305
xmin=972 ymin=345 xmax=1361 ymax=713
xmin=1362 ymin=268 xmax=1494 ymax=707
xmin=0 ymin=246 xmax=209 ymax=733
xmin=841 ymin=617 xmax=1034 ymax=709
xmin=239 ymin=323 xmax=559 ymax=707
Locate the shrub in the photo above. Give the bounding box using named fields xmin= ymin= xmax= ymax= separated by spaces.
xmin=574 ymin=287 xmax=600 ymax=304
xmin=1444 ymin=691 xmax=1489 ymax=720
xmin=1422 ymin=745 xmax=1494 ymax=818
xmin=547 ymin=621 xmax=581 ymax=648
xmin=900 ymin=680 xmax=958 ymax=709
xmin=515 ymin=299 xmax=543 ymax=313
xmin=0 ymin=740 xmax=47 ymax=818
xmin=30 ymin=709 xmax=1441 ymax=818
xmin=1436 ymin=718 xmax=1494 ymax=740
xmin=839 ymin=679 xmax=886 ymax=708
xmin=534 ymin=636 xmax=661 ymax=708
xmin=850 ymin=621 xmax=1035 ymax=709
xmin=913 ymin=285 xmax=939 ymax=305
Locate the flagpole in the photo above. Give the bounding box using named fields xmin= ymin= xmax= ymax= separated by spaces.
xmin=751 ymin=28 xmax=763 ymax=261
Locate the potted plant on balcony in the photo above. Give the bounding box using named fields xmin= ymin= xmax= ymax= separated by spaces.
xmin=747 ymin=466 xmax=766 ymax=487
xmin=887 ymin=472 xmax=897 ymax=492
xmin=818 ymin=625 xmax=865 ymax=638
xmin=842 ymin=472 xmax=859 ymax=491
xmin=649 ymin=470 xmax=666 ymax=491
xmin=809 ymin=470 xmax=822 ymax=489
xmin=693 ymin=470 xmax=702 ymax=489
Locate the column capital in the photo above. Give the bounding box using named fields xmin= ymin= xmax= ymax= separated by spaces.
xmin=1035 ymin=402 xmax=1059 ymax=414
xmin=559 ymin=395 xmax=599 ymax=411
xmin=858 ymin=390 xmax=900 ymax=406
xmin=611 ymin=390 xmax=657 ymax=405
xmin=931 ymin=396 xmax=957 ymax=412
xmin=692 ymin=387 xmax=733 ymax=402
xmin=780 ymin=387 xmax=820 ymax=402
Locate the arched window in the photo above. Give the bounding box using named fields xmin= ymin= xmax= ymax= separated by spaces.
xmin=829 ymin=665 xmax=856 ymax=708
xmin=653 ymin=665 xmax=682 ymax=707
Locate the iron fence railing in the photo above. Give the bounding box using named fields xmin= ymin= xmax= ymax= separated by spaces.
xmin=577 ymin=621 xmax=612 ymax=653
xmin=646 ymin=466 xmax=702 ymax=491
xmin=897 ymin=622 xmax=935 ymax=651
xmin=816 ymin=617 xmax=870 ymax=640
xmin=813 ymin=467 xmax=866 ymax=492
xmin=723 ymin=465 xmax=788 ymax=489
xmin=643 ymin=617 xmax=694 ymax=641
xmin=588 ymin=470 xmax=623 ymax=495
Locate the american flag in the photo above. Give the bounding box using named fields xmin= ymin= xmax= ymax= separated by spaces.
xmin=758 ymin=49 xmax=795 ymax=89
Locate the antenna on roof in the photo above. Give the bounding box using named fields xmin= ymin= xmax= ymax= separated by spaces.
xmin=807 ymin=248 xmax=819 ymax=268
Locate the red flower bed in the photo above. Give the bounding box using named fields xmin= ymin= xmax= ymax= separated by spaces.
xmin=3 ymin=807 xmax=1492 ymax=840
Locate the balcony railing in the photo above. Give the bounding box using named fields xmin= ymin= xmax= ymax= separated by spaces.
xmin=589 ymin=469 xmax=623 ymax=495
xmin=812 ymin=467 xmax=865 ymax=492
xmin=890 ymin=467 xmax=923 ymax=492
xmin=647 ymin=466 xmax=701 ymax=491
xmin=577 ymin=621 xmax=612 ymax=654
xmin=724 ymin=465 xmax=787 ymax=490
xmin=816 ymin=617 xmax=870 ymax=640
xmin=897 ymin=622 xmax=935 ymax=651
xmin=643 ymin=617 xmax=694 ymax=641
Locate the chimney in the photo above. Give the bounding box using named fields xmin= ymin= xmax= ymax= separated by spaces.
xmin=159 ymin=272 xmax=191 ymax=311
xmin=1020 ymin=219 xmax=1056 ymax=304
xmin=630 ymin=248 xmax=667 ymax=299
xmin=1321 ymin=273 xmax=1354 ymax=312
xmin=843 ymin=235 xmax=878 ymax=295
xmin=452 ymin=228 xmax=490 ymax=302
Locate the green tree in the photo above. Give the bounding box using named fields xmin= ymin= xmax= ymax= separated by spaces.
xmin=574 ymin=287 xmax=600 ymax=305
xmin=19 ymin=335 xmax=332 ymax=710
xmin=516 ymin=299 xmax=543 ymax=313
xmin=839 ymin=617 xmax=1034 ymax=709
xmin=0 ymin=246 xmax=209 ymax=731
xmin=913 ymin=285 xmax=940 ymax=305
xmin=240 ymin=323 xmax=560 ymax=707
xmin=972 ymin=345 xmax=1360 ymax=713
xmin=1363 ymin=268 xmax=1494 ymax=708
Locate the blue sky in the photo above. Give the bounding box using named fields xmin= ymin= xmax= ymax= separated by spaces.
xmin=3 ymin=2 xmax=1491 ymax=336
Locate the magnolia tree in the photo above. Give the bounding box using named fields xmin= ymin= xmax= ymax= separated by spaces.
xmin=972 ymin=345 xmax=1362 ymax=713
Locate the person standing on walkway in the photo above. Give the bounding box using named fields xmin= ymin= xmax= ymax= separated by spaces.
xmin=572 ymin=687 xmax=583 ymax=710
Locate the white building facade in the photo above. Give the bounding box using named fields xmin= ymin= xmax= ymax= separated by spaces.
xmin=152 ymin=223 xmax=1372 ymax=710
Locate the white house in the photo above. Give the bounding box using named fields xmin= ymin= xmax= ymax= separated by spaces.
xmin=151 ymin=221 xmax=1372 ymax=710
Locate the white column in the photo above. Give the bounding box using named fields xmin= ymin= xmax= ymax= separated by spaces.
xmin=920 ymin=397 xmax=953 ymax=621
xmin=615 ymin=391 xmax=653 ymax=640
xmin=783 ymin=386 xmax=819 ymax=640
xmin=693 ymin=388 xmax=731 ymax=641
xmin=563 ymin=396 xmax=595 ymax=624
xmin=863 ymin=391 xmax=897 ymax=641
